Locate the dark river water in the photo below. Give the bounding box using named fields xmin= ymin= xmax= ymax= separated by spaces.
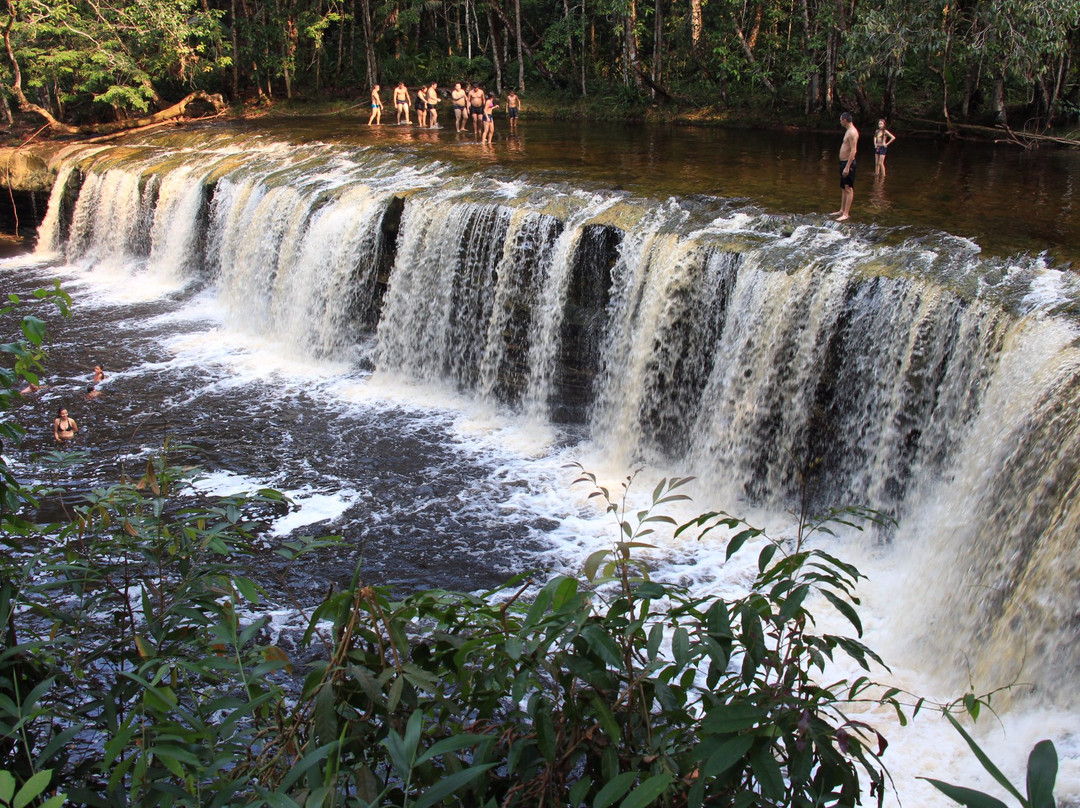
xmin=3 ymin=117 xmax=1080 ymax=806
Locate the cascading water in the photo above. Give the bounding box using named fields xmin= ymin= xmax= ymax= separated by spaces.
xmin=15 ymin=124 xmax=1080 ymax=802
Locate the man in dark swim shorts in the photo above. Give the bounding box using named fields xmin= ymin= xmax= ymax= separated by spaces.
xmin=832 ymin=111 xmax=858 ymax=221
xmin=840 ymin=159 xmax=856 ymax=187
xmin=468 ymin=84 xmax=486 ymax=137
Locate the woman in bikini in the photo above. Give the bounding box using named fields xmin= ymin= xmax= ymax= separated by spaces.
xmin=53 ymin=407 xmax=78 ymax=443
xmin=415 ymin=85 xmax=428 ymax=128
xmin=480 ymin=95 xmax=498 ymax=144
xmin=874 ymin=119 xmax=896 ymax=176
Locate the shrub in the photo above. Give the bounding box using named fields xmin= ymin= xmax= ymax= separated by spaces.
xmin=1 ymin=288 xmax=904 ymax=807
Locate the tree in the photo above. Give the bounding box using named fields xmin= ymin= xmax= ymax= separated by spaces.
xmin=2 ymin=0 xmax=229 ymax=133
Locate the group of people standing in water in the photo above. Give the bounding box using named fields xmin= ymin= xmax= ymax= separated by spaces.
xmin=368 ymin=81 xmax=520 ymax=143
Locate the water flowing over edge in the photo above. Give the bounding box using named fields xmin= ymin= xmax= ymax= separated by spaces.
xmin=18 ymin=126 xmax=1080 ymax=803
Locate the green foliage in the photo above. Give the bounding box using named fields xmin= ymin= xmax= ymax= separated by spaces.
xmin=0 ymin=370 xmax=904 ymax=807
xmin=920 ymin=711 xmax=1058 ymax=808
xmin=0 ymin=769 xmax=65 ymax=808
xmin=0 ymin=283 xmax=70 ymax=520
xmin=2 ymin=287 xmax=1009 ymax=808
xmin=4 ymin=0 xmax=1079 ymax=126
xmin=4 ymin=0 xmax=228 ymax=120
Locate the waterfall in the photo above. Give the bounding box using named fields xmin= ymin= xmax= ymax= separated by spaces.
xmin=35 ymin=131 xmax=1080 ymax=705
xmin=35 ymin=165 xmax=79 ymax=255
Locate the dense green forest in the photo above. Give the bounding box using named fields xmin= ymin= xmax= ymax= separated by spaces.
xmin=2 ymin=0 xmax=1079 ymax=132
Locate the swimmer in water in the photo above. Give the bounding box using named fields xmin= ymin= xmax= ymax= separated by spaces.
xmin=53 ymin=406 xmax=78 ymax=442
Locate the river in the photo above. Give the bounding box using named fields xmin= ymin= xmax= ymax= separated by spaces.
xmin=4 ymin=116 xmax=1080 ymax=805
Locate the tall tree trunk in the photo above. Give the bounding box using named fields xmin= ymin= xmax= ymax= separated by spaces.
xmin=652 ymin=0 xmax=662 ymax=91
xmin=884 ymin=66 xmax=896 ymax=119
xmin=489 ymin=6 xmax=503 ymax=93
xmin=734 ymin=22 xmax=776 ymax=93
xmin=991 ymin=73 xmax=1006 ymax=125
xmin=800 ymin=0 xmax=817 ymax=112
xmin=361 ymin=0 xmax=376 ymax=86
xmin=514 ymin=0 xmax=524 ymax=90
xmin=690 ymin=0 xmax=702 ymax=56
xmin=581 ymin=0 xmax=588 ymax=95
xmin=455 ymin=0 xmax=462 ymax=53
xmin=563 ymin=0 xmax=577 ymax=81
xmin=465 ymin=0 xmax=472 ymax=58
xmin=623 ymin=0 xmax=641 ymax=87
xmin=473 ymin=1 xmax=483 ymax=62
xmin=824 ymin=32 xmax=834 ymax=110
xmin=230 ymin=0 xmax=241 ymax=100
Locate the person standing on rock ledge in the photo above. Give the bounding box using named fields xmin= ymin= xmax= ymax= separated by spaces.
xmin=831 ymin=111 xmax=858 ymax=222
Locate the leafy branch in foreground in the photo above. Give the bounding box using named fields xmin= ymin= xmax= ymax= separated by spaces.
xmin=3 ymin=453 xmax=904 ymax=807
xmin=920 ymin=710 xmax=1058 ymax=808
xmin=3 ymin=296 xmax=987 ymax=808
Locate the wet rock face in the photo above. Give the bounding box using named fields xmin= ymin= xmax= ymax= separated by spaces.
xmin=0 ymin=148 xmax=55 ymax=192
xmin=0 ymin=189 xmax=48 ymax=236
xmin=0 ymin=147 xmax=61 ymax=236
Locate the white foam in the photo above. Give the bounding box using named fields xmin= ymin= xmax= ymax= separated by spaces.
xmin=270 ymin=487 xmax=361 ymax=537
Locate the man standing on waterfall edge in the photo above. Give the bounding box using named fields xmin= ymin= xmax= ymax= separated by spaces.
xmin=832 ymin=112 xmax=858 ymax=222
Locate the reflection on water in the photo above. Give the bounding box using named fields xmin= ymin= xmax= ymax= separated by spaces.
xmin=238 ymin=116 xmax=1079 ymax=263
xmin=868 ymin=174 xmax=892 ymax=212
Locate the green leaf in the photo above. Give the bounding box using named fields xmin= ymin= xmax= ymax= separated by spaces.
xmin=594 ymin=772 xmax=637 ymax=808
xmin=505 ymin=636 xmax=523 ymax=660
xmin=778 ymin=583 xmax=810 ymax=621
xmin=647 ymin=622 xmax=664 ymax=660
xmin=412 ymin=764 xmax=495 ymax=808
xmin=942 ymin=713 xmax=1025 ymax=803
xmin=589 ymin=693 xmax=623 ymax=746
xmin=672 ymin=626 xmax=690 ymax=668
xmin=1026 ymin=740 xmax=1057 ymax=808
xmin=725 ymin=529 xmax=757 ymax=560
xmin=387 ymin=674 xmax=405 ymax=713
xmin=278 ymin=742 xmax=339 ymax=791
xmin=698 ymin=734 xmax=755 ymax=779
xmin=13 ymin=769 xmax=52 ymax=808
xmin=619 ymin=773 xmax=673 ymax=808
xmin=569 ymin=776 xmax=593 ymax=807
xmin=757 ymin=543 xmax=778 ymax=572
xmin=820 ymin=589 xmax=863 ymax=637
xmin=403 ymin=710 xmax=423 ymax=759
xmin=233 ymin=575 xmax=260 ymax=604
xmin=918 ymin=778 xmax=1010 ymax=808
xmin=701 ymin=703 xmax=764 ymax=734
xmin=581 ymin=623 xmax=625 ymax=670
xmin=535 ymin=699 xmax=557 ymax=762
xmin=415 ymin=734 xmax=491 ymax=766
xmin=750 ymin=746 xmax=784 ymax=800
xmin=20 ymin=316 xmax=46 ymax=347
xmin=553 ymin=576 xmax=580 ymax=610
xmin=0 ymin=769 xmax=15 ymax=804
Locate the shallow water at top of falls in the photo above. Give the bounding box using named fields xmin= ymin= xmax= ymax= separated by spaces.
xmin=142 ymin=115 xmax=1080 ymax=265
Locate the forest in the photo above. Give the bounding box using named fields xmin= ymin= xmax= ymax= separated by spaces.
xmin=2 ymin=0 xmax=1079 ymax=134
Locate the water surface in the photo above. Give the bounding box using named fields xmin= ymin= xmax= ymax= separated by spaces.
xmin=238 ymin=115 xmax=1080 ymax=264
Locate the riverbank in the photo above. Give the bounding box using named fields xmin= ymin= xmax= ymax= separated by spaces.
xmin=5 ymin=88 xmax=1078 ymax=158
